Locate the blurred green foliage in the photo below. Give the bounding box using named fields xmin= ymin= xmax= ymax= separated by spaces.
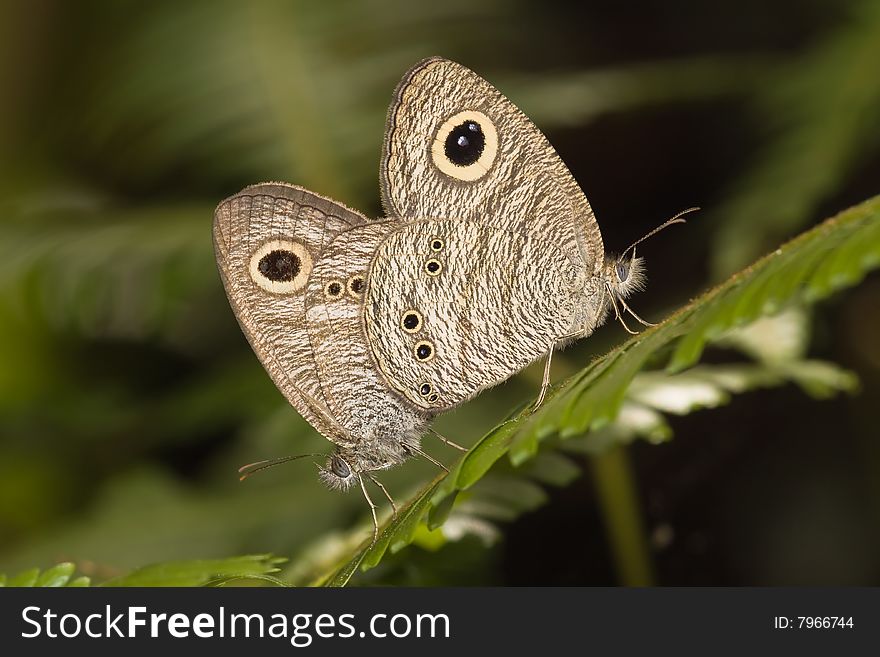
xmin=0 ymin=0 xmax=878 ymax=585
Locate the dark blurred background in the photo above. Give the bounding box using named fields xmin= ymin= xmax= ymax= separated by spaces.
xmin=1 ymin=0 xmax=878 ymax=585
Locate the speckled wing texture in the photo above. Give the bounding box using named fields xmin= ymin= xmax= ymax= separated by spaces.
xmin=213 ymin=183 xmax=370 ymax=447
xmin=380 ymin=56 xmax=604 ymax=276
xmin=363 ymin=219 xmax=581 ymax=411
xmin=303 ymin=219 xmax=430 ymax=452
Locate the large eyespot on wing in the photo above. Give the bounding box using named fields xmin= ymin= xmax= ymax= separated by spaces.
xmin=380 ymin=57 xmax=604 ymax=276
xmin=248 ymin=238 xmax=313 ymax=294
xmin=431 ymin=110 xmax=499 ymax=181
xmin=213 ymin=182 xmax=369 ymax=447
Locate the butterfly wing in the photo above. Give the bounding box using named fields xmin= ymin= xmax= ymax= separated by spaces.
xmin=302 ymin=218 xmax=430 ymax=454
xmin=363 ymin=218 xmax=581 ymax=411
xmin=381 ymin=57 xmax=603 ymax=276
xmin=215 ymin=182 xmax=429 ymax=456
xmin=213 ymin=182 xmax=369 ymax=447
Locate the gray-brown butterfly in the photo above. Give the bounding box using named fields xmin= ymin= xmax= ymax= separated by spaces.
xmin=213 ymin=57 xmax=686 ymax=539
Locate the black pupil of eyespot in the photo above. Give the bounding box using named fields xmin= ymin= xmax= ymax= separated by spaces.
xmin=420 ymin=384 xmax=431 ymax=396
xmin=427 ymin=261 xmax=440 ymax=273
xmin=616 ymin=261 xmax=630 ymax=281
xmin=331 ymin=457 xmax=350 ymax=478
xmin=444 ymin=120 xmax=485 ymax=166
xmin=417 ymin=344 xmax=432 ymax=359
xmin=258 ymin=250 xmax=300 ymax=282
xmin=351 ymin=277 xmax=364 ymax=293
xmin=328 ymin=282 xmax=341 ymax=295
xmin=404 ymin=314 xmax=419 ymax=330
xmin=432 ymin=240 xmax=442 ymax=250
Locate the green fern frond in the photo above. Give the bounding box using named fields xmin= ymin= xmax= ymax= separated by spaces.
xmin=315 ymin=194 xmax=879 ymax=586
xmin=0 ymin=562 xmax=90 ymax=587
xmin=100 ymin=554 xmax=286 ymax=587
xmin=0 ymin=555 xmax=285 ymax=587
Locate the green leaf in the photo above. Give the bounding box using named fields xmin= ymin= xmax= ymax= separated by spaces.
xmin=317 ymin=194 xmax=879 ymax=586
xmin=0 ymin=563 xmax=89 ymax=587
xmin=34 ymin=562 xmax=76 ymax=588
xmin=100 ymin=554 xmax=285 ymax=587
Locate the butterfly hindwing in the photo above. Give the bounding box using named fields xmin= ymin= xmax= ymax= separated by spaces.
xmin=363 ymin=218 xmax=581 ymax=411
xmin=303 ymin=219 xmax=429 ymax=450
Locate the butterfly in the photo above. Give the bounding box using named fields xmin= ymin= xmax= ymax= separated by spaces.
xmin=213 ymin=57 xmax=688 ymax=539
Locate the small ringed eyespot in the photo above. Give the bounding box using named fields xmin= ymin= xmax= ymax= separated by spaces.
xmin=414 ymin=340 xmax=434 ymax=362
xmin=430 ymin=237 xmax=445 ymax=252
xmin=427 ymin=393 xmax=439 ymax=403
xmin=419 ymin=383 xmax=432 ymax=397
xmin=324 ymin=279 xmax=345 ymax=299
xmin=401 ymin=310 xmax=423 ymax=333
xmin=347 ymin=275 xmax=365 ymax=298
xmin=425 ymin=259 xmax=442 ymax=276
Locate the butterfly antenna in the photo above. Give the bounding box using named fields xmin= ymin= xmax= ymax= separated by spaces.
xmin=428 ymin=427 xmax=468 ymax=452
xmin=404 ymin=443 xmax=449 ymax=473
xmin=238 ymin=453 xmax=323 ymax=481
xmin=357 ymin=474 xmax=380 ymax=544
xmin=621 ymin=207 xmax=698 ymax=259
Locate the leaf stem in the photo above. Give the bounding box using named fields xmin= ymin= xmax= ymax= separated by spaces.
xmin=590 ymin=445 xmax=655 ymax=586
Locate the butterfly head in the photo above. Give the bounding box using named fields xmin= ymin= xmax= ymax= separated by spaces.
xmin=318 ymin=444 xmax=411 ymax=491
xmin=604 ymin=253 xmax=646 ymax=303
xmin=318 ymin=452 xmax=358 ymax=490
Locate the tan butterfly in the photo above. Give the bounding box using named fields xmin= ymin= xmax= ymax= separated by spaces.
xmin=213 ymin=57 xmax=688 ymax=539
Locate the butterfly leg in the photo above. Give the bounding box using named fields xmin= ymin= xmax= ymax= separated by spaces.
xmin=368 ymin=473 xmax=398 ymax=518
xmin=607 ymin=287 xmax=638 ymax=335
xmin=428 ymin=427 xmax=468 ymax=452
xmin=618 ymin=295 xmax=657 ymax=328
xmin=404 ymin=443 xmax=449 ymax=472
xmin=357 ymin=474 xmax=380 ymax=544
xmin=531 ymin=348 xmax=555 ymax=412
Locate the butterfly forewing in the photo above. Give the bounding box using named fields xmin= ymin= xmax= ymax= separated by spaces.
xmin=381 ymin=57 xmax=604 ymax=276
xmin=213 ymin=182 xmax=370 ymax=446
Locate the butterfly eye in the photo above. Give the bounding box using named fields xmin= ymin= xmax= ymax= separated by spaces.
xmin=431 ymin=110 xmax=498 ymax=182
xmin=324 ymin=279 xmax=345 ymax=299
xmin=330 ymin=456 xmax=351 ymax=478
xmin=615 ymin=260 xmax=631 ymax=282
xmin=401 ymin=310 xmax=423 ymax=333
xmin=425 ymin=259 xmax=443 ymax=276
xmin=249 ymin=239 xmax=312 ymax=294
xmin=414 ymin=340 xmax=434 ymax=362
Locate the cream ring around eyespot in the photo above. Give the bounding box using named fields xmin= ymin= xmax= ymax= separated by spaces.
xmin=425 ymin=258 xmax=443 ymax=276
xmin=324 ymin=278 xmax=345 ymax=299
xmin=431 ymin=110 xmax=498 ymax=182
xmin=346 ymin=274 xmax=366 ymax=298
xmin=248 ymin=239 xmax=313 ymax=294
xmin=401 ymin=309 xmax=424 ymax=334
